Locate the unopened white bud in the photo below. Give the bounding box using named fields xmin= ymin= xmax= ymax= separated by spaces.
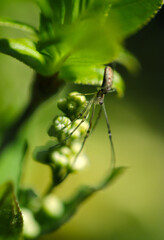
xmin=43 ymin=195 xmax=64 ymax=218
xmin=51 ymin=151 xmax=68 ymax=166
xmin=60 ymin=146 xmax=71 ymax=157
xmin=71 ymin=154 xmax=88 ymax=171
xmin=71 ymin=142 xmax=82 ymax=154
xmin=22 ymin=208 xmax=40 ymax=238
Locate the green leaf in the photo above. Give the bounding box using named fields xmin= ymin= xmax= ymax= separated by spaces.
xmin=72 ymin=0 xmax=81 ymax=23
xmin=35 ymin=0 xmax=121 ymax=71
xmin=18 ymin=188 xmax=40 ymax=213
xmin=112 ymin=70 xmax=125 ymax=97
xmin=107 ymin=0 xmax=163 ymax=38
xmin=59 ymin=64 xmax=125 ymax=96
xmin=0 ymin=18 xmax=38 ymax=37
xmin=38 ymin=0 xmax=163 ymax=46
xmin=116 ymin=49 xmax=141 ymax=74
xmin=0 ymin=141 xmax=27 ymax=196
xmin=35 ymin=0 xmax=54 ymax=19
xmin=59 ymin=63 xmax=104 ymax=85
xmin=44 ymin=0 xmax=162 ymax=83
xmin=36 ymin=0 xmax=88 ymax=30
xmin=33 ymin=141 xmax=57 ymax=165
xmin=0 ymin=0 xmax=161 ymax=77
xmin=36 ymin=0 xmax=66 ymax=40
xmin=0 ymin=182 xmax=23 ymax=240
xmin=0 ymin=38 xmax=53 ymax=76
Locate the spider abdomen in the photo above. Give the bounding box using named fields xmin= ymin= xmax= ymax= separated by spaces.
xmin=101 ymin=66 xmax=113 ymax=94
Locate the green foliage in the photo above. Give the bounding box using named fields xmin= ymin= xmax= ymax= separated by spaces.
xmin=30 ymin=89 xmax=124 ymax=238
xmin=18 ymin=164 xmax=125 ymax=239
xmin=0 ymin=0 xmax=162 ymax=80
xmin=0 ymin=38 xmax=52 ymax=75
xmin=0 ymin=142 xmax=27 ymax=195
xmin=34 ymin=92 xmax=89 ymax=188
xmin=112 ymin=70 xmax=125 ymax=97
xmin=0 ymin=182 xmax=23 ymax=240
xmin=0 ymin=18 xmax=38 ymax=36
xmin=0 ymin=0 xmax=163 ymax=239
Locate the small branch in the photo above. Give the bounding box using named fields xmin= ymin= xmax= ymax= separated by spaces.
xmin=0 ymin=72 xmax=64 ymax=155
xmin=43 ymin=182 xmax=54 ymax=197
xmin=43 ymin=170 xmax=70 ymax=197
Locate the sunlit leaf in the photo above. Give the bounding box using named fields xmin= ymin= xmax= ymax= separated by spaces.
xmin=59 ymin=63 xmax=104 ymax=85
xmin=107 ymin=0 xmax=163 ymax=38
xmin=59 ymin=64 xmax=125 ymax=96
xmin=0 ymin=0 xmax=162 ymax=78
xmin=0 ymin=18 xmax=38 ymax=37
xmin=0 ymin=38 xmax=53 ymax=76
xmin=112 ymin=70 xmax=125 ymax=97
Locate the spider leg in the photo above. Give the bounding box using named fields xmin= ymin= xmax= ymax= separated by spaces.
xmin=52 ymin=97 xmax=95 ymax=150
xmin=70 ymin=96 xmax=95 ymax=121
xmin=72 ymin=102 xmax=96 ymax=167
xmin=109 ymin=88 xmax=116 ymax=93
xmin=92 ymin=105 xmax=102 ymax=133
xmin=73 ymin=92 xmax=97 ymax=96
xmin=100 ymin=86 xmax=116 ymax=93
xmin=102 ymin=102 xmax=116 ymax=170
xmin=51 ymin=96 xmax=95 ymax=138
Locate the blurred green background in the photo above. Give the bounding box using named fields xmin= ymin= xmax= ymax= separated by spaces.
xmin=0 ymin=1 xmax=164 ymax=240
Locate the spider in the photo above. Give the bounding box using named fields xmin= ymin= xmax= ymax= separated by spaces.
xmin=52 ymin=66 xmax=116 ymax=172
xmin=73 ymin=66 xmax=116 ymax=170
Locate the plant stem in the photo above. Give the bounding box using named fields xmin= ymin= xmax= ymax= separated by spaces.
xmin=0 ymin=72 xmax=64 ymax=155
xmin=43 ymin=171 xmax=70 ymax=197
xmin=43 ymin=182 xmax=54 ymax=196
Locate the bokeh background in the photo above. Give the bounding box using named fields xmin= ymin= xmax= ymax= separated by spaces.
xmin=0 ymin=1 xmax=164 ymax=240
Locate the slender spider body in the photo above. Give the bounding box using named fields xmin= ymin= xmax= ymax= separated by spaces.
xmin=72 ymin=65 xmax=116 ymax=170
xmin=51 ymin=66 xmax=116 ymax=172
xmin=96 ymin=66 xmax=113 ymax=105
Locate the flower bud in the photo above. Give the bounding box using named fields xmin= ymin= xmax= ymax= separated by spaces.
xmin=51 ymin=151 xmax=68 ymax=167
xmin=42 ymin=195 xmax=64 ymax=218
xmin=71 ymin=142 xmax=82 ymax=154
xmin=71 ymin=154 xmax=88 ymax=171
xmin=57 ymin=92 xmax=87 ymax=120
xmin=49 ymin=116 xmax=71 ymax=141
xmin=70 ymin=119 xmax=89 ymax=140
xmin=60 ymin=146 xmax=72 ymax=157
xmin=57 ymin=98 xmax=67 ymax=112
xmin=22 ymin=208 xmax=40 ymax=239
xmin=68 ymin=92 xmax=87 ymax=106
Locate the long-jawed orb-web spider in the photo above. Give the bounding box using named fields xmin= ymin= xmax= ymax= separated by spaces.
xmin=53 ymin=66 xmax=116 ymax=173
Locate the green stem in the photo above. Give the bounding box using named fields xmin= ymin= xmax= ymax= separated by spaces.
xmin=0 ymin=72 xmax=64 ymax=155
xmin=43 ymin=182 xmax=54 ymax=197
xmin=43 ymin=170 xmax=71 ymax=197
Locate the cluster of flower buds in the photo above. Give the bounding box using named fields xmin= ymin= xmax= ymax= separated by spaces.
xmin=57 ymin=92 xmax=87 ymax=120
xmin=34 ymin=92 xmax=89 ymax=185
